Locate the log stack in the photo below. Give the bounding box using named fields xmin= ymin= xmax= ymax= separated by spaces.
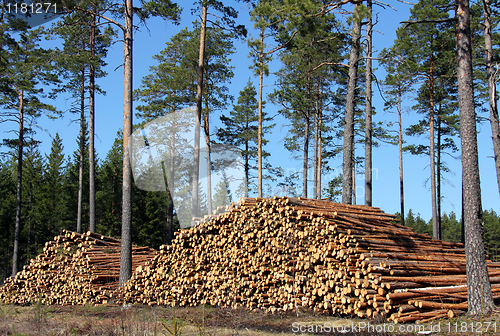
xmin=122 ymin=196 xmax=500 ymax=323
xmin=0 ymin=230 xmax=157 ymax=305
xmin=2 ymin=197 xmax=499 ymax=323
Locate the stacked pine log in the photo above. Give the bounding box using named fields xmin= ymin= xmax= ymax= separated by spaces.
xmin=122 ymin=196 xmax=500 ymax=323
xmin=0 ymin=230 xmax=157 ymax=305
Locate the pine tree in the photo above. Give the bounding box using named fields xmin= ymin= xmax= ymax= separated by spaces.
xmin=135 ymin=25 xmax=234 ymax=240
xmin=249 ymin=0 xmax=284 ymax=198
xmin=342 ymin=4 xmax=362 ymax=204
xmin=270 ymin=6 xmax=346 ymax=198
xmin=0 ymin=28 xmax=60 ymax=276
xmin=456 ymin=0 xmax=494 ymax=315
xmin=392 ymin=0 xmax=456 ymax=239
xmin=324 ymin=175 xmax=342 ymax=202
xmin=60 ymin=0 xmax=181 ymax=287
xmin=364 ymin=0 xmax=373 ymax=206
xmin=217 ymin=80 xmax=273 ymax=197
xmin=380 ymin=50 xmax=414 ymax=226
xmin=51 ymin=11 xmax=113 ymax=233
xmin=482 ymin=0 xmax=500 ymax=199
xmin=190 ymin=0 xmax=246 ymax=225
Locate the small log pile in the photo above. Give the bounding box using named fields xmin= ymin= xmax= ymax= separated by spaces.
xmin=122 ymin=196 xmax=500 ymax=323
xmin=0 ymin=230 xmax=157 ymax=305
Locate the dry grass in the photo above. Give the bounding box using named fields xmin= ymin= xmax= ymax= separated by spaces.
xmin=1 ymin=303 xmax=500 ymax=335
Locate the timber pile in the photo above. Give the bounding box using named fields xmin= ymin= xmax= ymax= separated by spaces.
xmin=0 ymin=230 xmax=157 ymax=305
xmin=122 ymin=196 xmax=500 ymax=323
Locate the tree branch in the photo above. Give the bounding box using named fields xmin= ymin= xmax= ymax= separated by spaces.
xmin=69 ymin=6 xmax=125 ymax=31
xmin=310 ymin=62 xmax=348 ymax=72
xmin=401 ymin=18 xmax=457 ymax=27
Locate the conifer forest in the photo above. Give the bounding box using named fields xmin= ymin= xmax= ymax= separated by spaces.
xmin=1 ymin=0 xmax=500 ymax=318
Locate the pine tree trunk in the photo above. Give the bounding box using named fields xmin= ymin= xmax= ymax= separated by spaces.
xmin=314 ymin=81 xmax=319 ymax=199
xmin=313 ymin=114 xmax=318 ymax=199
xmin=317 ymin=114 xmax=322 ymax=199
xmin=364 ymin=0 xmax=373 ymax=207
xmin=455 ymin=0 xmax=494 ymax=316
xmin=77 ymin=68 xmax=85 ymax=234
xmin=89 ymin=10 xmax=96 ymax=233
xmin=257 ymin=28 xmax=264 ymax=198
xmin=429 ymin=54 xmax=439 ymax=240
xmin=303 ymin=80 xmax=310 ymax=198
xmin=352 ymin=150 xmax=356 ymax=205
xmin=245 ymin=121 xmax=249 ymax=198
xmin=192 ymin=4 xmax=207 ymax=223
xmin=204 ymin=101 xmax=212 ymax=215
xmin=342 ymin=4 xmax=361 ymax=204
xmin=119 ymin=0 xmax=133 ymax=287
xmin=437 ymin=110 xmax=442 ymax=239
xmin=12 ymin=90 xmax=24 ymax=277
xmin=303 ymin=108 xmax=309 ymax=198
xmin=398 ymin=88 xmax=405 ymax=226
xmin=483 ymin=0 xmax=500 ymax=199
xmin=317 ymin=83 xmax=323 ymax=199
xmin=167 ymin=120 xmax=175 ymax=245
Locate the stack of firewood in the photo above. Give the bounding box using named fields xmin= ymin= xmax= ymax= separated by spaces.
xmin=0 ymin=230 xmax=157 ymax=305
xmin=122 ymin=196 xmax=500 ymax=323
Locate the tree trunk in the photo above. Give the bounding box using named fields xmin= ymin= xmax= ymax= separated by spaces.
xmin=257 ymin=28 xmax=264 ymax=198
xmin=364 ymin=0 xmax=373 ymax=207
xmin=12 ymin=89 xmax=24 ymax=277
xmin=303 ymin=79 xmax=311 ymax=198
xmin=167 ymin=113 xmax=176 ymax=245
xmin=191 ymin=4 xmax=207 ymax=223
xmin=483 ymin=0 xmax=500 ymax=199
xmin=77 ymin=67 xmax=85 ymax=234
xmin=303 ymin=108 xmax=309 ymax=198
xmin=314 ymin=81 xmax=319 ymax=199
xmin=429 ymin=54 xmax=439 ymax=240
xmin=437 ymin=109 xmax=442 ymax=239
xmin=203 ymin=97 xmax=212 ymax=215
xmin=317 ymin=83 xmax=323 ymax=199
xmin=352 ymin=150 xmax=356 ymax=205
xmin=245 ymin=120 xmax=249 ymax=198
xmin=119 ymin=0 xmax=133 ymax=287
xmin=398 ymin=88 xmax=405 ymax=226
xmin=455 ymin=0 xmax=494 ymax=316
xmin=89 ymin=10 xmax=96 ymax=233
xmin=461 ymin=178 xmax=465 ymax=244
xmin=342 ymin=4 xmax=361 ymax=204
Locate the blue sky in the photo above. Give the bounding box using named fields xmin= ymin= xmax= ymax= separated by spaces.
xmin=2 ymin=0 xmax=498 ymax=222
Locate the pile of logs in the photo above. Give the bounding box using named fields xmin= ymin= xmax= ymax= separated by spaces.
xmin=0 ymin=230 xmax=157 ymax=305
xmin=122 ymin=196 xmax=500 ymax=323
xmin=2 ymin=197 xmax=499 ymax=324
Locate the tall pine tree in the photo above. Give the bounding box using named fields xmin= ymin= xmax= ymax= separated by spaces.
xmin=217 ymin=79 xmax=274 ymax=197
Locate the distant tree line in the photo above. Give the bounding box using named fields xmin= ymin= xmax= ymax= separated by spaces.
xmin=397 ymin=209 xmax=500 ymax=262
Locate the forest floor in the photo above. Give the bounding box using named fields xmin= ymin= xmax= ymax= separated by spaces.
xmin=1 ymin=303 xmax=500 ymax=336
